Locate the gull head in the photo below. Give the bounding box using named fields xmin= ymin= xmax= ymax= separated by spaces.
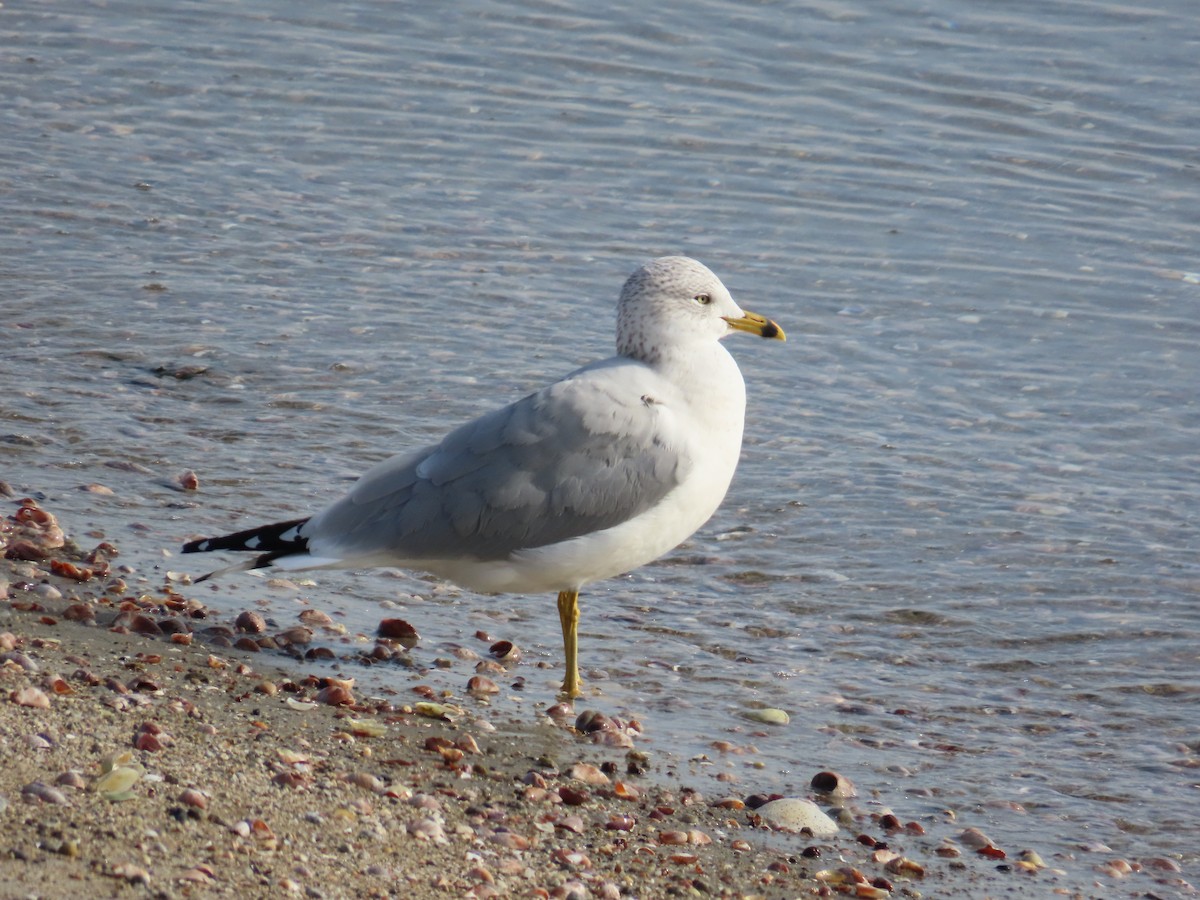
xmin=616 ymin=256 xmax=784 ymax=362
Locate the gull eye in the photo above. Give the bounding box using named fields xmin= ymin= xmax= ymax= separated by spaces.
xmin=693 ymin=293 xmax=712 ymax=305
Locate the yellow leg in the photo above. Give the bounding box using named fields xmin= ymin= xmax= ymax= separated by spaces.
xmin=557 ymin=589 xmax=582 ymax=698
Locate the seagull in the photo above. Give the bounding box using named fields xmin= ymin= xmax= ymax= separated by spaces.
xmin=182 ymin=256 xmax=784 ymax=697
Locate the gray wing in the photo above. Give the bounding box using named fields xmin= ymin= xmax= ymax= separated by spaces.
xmin=306 ymin=360 xmax=691 ymax=561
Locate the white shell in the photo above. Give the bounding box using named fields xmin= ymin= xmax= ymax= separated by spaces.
xmin=756 ymin=798 xmax=839 ymax=836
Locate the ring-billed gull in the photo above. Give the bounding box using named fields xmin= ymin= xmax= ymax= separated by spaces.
xmin=183 ymin=257 xmax=784 ymax=697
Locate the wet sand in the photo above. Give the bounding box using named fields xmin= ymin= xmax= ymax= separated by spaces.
xmin=0 ymin=494 xmax=1155 ymax=899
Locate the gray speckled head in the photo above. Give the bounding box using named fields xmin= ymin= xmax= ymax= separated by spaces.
xmin=616 ymin=257 xmax=744 ymax=362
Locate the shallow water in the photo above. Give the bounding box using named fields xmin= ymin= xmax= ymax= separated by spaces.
xmin=4 ymin=0 xmax=1198 ymax=893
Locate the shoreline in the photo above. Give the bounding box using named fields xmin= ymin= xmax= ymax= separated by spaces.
xmin=0 ymin=493 xmax=1142 ymax=898
xmin=0 ymin=495 xmax=843 ymax=898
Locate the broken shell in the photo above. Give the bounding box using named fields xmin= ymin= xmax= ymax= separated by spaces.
xmin=1144 ymin=857 xmax=1180 ymax=872
xmin=315 ymin=685 xmax=355 ymax=706
xmin=100 ymin=750 xmax=135 ymax=773
xmin=235 ymin=611 xmax=267 ymax=633
xmin=884 ymin=856 xmax=925 ymax=879
xmin=551 ymin=848 xmax=592 ymax=869
xmin=178 ymin=788 xmax=208 ymax=809
xmin=544 ymin=702 xmax=574 ymax=727
xmin=96 ymin=765 xmax=141 ymax=800
xmin=50 ymin=559 xmax=94 ymax=581
xmin=743 ymin=707 xmax=790 ymax=725
xmin=378 ymin=618 xmax=420 ymax=644
xmin=613 ymin=781 xmax=642 ymax=800
xmin=272 ymin=771 xmax=308 ymax=789
xmin=275 ymin=625 xmax=313 ymax=646
xmin=810 ymin=770 xmax=857 ymax=800
xmin=21 ymin=781 xmax=70 ymax=805
xmin=567 ymin=762 xmax=610 ymax=785
xmin=756 ymin=798 xmax=839 ymax=836
xmin=414 ymin=701 xmax=463 ymax=720
xmin=815 ymin=867 xmax=868 ymax=886
xmin=55 ymin=771 xmax=87 ymax=790
xmin=958 ymin=826 xmax=996 ymax=849
xmin=347 ymin=772 xmax=385 ymax=793
xmin=126 ymin=674 xmax=161 ymax=692
xmin=62 ymin=603 xmax=96 ymax=623
xmin=488 ymin=829 xmax=530 ymax=850
xmin=110 ymin=863 xmax=150 ymax=885
xmin=134 ymin=731 xmax=166 ymax=752
xmin=555 ymin=815 xmax=585 ymax=834
xmin=5 ymin=540 xmax=49 ymax=561
xmin=455 ymin=734 xmax=481 ymax=754
xmin=467 ymin=675 xmax=500 ymax=696
xmin=179 ymin=866 xmax=216 ymax=884
xmin=1017 ymin=849 xmax=1047 ymax=869
xmin=128 ymin=615 xmax=162 ymax=636
xmin=346 ymin=717 xmax=387 ymax=738
xmin=276 ymin=748 xmax=309 ymax=765
xmin=592 ymin=729 xmax=634 ymax=748
xmin=299 ymin=608 xmax=334 ymax=626
xmin=1 ymin=650 xmax=39 ymax=672
xmin=558 ymin=786 xmax=589 ymax=806
xmin=1098 ymin=858 xmax=1135 ymax=877
xmin=408 ymin=817 xmax=448 ymax=843
xmin=853 ymin=887 xmax=890 ymax=899
xmin=11 ymin=686 xmax=51 ymax=709
xmin=574 ymin=710 xmax=615 ymax=734
xmin=488 ymin=640 xmax=520 ymax=663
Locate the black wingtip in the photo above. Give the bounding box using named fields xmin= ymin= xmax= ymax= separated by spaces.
xmin=182 ymin=517 xmax=311 ymax=556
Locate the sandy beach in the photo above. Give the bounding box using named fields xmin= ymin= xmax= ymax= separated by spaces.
xmin=0 ymin=492 xmax=1164 ymax=899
